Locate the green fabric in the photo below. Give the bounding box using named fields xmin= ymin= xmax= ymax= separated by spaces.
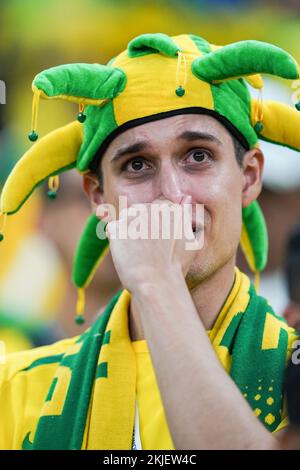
xmin=230 ymin=285 xmax=292 ymax=427
xmin=22 ymin=356 xmax=64 ymax=373
xmin=211 ymin=78 xmax=258 ymax=149
xmin=189 ymin=34 xmax=211 ymax=54
xmin=29 ymin=291 xmax=122 ymax=450
xmin=128 ymin=33 xmax=180 ymax=58
xmin=30 ymin=33 xmax=300 ymax=172
xmin=190 ymin=34 xmax=258 ymax=148
xmin=27 ymin=283 xmax=293 ymax=450
xmin=33 ymin=64 xmax=126 ymax=100
xmin=77 ymin=100 xmax=118 ymax=172
xmin=242 ymin=201 xmax=268 ymax=272
xmin=192 ymin=40 xmax=299 ymax=82
xmin=72 ymin=214 xmax=109 ymax=288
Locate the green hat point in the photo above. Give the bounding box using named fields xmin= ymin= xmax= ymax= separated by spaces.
xmin=0 ymin=233 xmax=4 ymax=242
xmin=75 ymin=315 xmax=85 ymax=325
xmin=175 ymin=86 xmax=185 ymax=97
xmin=295 ymin=102 xmax=300 ymax=111
xmin=47 ymin=189 xmax=57 ymax=199
xmin=28 ymin=131 xmax=38 ymax=142
xmin=254 ymin=121 xmax=264 ymax=134
xmin=77 ymin=112 xmax=86 ymax=123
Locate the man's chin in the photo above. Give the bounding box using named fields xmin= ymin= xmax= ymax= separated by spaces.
xmin=185 ymin=252 xmax=236 ymax=290
xmin=185 ymin=260 xmax=211 ymax=290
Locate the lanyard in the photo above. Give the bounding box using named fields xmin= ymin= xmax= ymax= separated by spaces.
xmin=132 ymin=400 xmax=142 ymax=450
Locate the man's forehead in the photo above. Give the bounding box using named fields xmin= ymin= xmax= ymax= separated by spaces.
xmin=106 ymin=113 xmax=230 ymax=154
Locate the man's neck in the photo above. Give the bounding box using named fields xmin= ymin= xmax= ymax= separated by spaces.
xmin=129 ymin=259 xmax=236 ymax=341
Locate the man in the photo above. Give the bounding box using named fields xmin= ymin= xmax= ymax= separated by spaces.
xmin=0 ymin=33 xmax=300 ymax=450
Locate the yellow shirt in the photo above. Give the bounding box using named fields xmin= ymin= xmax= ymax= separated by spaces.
xmin=132 ymin=340 xmax=174 ymax=450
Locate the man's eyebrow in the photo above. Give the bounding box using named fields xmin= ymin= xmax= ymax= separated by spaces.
xmin=110 ymin=131 xmax=222 ymax=163
xmin=110 ymin=141 xmax=148 ymax=163
xmin=178 ymin=131 xmax=222 ymax=146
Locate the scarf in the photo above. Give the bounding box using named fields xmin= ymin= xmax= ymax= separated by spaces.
xmin=24 ymin=268 xmax=296 ymax=449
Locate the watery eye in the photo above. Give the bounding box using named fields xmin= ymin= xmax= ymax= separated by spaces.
xmin=192 ymin=151 xmax=206 ymax=162
xmin=122 ymin=157 xmax=153 ymax=175
xmin=129 ymin=158 xmax=144 ymax=171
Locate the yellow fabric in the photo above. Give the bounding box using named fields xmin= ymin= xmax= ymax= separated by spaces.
xmin=31 ymin=88 xmax=41 ymax=134
xmin=0 ymin=121 xmax=82 ymax=215
xmin=251 ymin=99 xmax=300 ymax=151
xmin=35 ymin=86 xmax=110 ymax=107
xmin=207 ymin=267 xmax=250 ymax=372
xmin=273 ymin=417 xmax=289 ymax=433
xmin=132 ymin=340 xmax=174 ymax=450
xmin=0 ymin=268 xmax=294 ymax=450
xmin=84 ymin=290 xmax=136 ymax=450
xmin=112 ymin=34 xmax=214 ymax=126
xmin=245 ymin=74 xmax=264 ymax=90
xmin=262 ymin=312 xmax=292 ymax=351
xmin=0 ymin=336 xmax=78 ymax=449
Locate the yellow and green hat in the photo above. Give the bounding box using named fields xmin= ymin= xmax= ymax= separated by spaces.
xmin=1 ymin=33 xmax=300 ymax=323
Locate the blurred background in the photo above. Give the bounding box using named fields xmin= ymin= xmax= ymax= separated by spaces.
xmin=0 ymin=0 xmax=299 ymax=352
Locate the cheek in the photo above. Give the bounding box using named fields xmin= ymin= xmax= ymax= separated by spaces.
xmin=207 ymin=174 xmax=243 ymax=246
xmin=103 ymin=176 xmax=156 ymax=215
xmin=189 ymin=169 xmax=243 ymax=231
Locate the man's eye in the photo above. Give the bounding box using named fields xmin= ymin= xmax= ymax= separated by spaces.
xmin=124 ymin=158 xmax=149 ymax=173
xmin=189 ymin=150 xmax=210 ymax=163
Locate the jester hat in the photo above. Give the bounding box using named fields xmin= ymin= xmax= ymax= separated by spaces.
xmin=1 ymin=33 xmax=300 ymax=323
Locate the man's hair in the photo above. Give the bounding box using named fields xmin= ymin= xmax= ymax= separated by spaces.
xmin=232 ymin=135 xmax=247 ymax=167
xmin=286 ymin=223 xmax=300 ymax=304
xmin=92 ymin=130 xmax=247 ymax=185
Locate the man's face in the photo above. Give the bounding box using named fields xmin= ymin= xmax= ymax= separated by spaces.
xmin=88 ymin=114 xmax=263 ymax=286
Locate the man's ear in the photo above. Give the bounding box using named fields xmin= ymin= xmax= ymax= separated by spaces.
xmin=241 ymin=147 xmax=264 ymax=207
xmin=82 ymin=172 xmax=104 ymax=212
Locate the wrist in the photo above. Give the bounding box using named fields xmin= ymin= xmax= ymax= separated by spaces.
xmin=130 ymin=267 xmax=186 ymax=300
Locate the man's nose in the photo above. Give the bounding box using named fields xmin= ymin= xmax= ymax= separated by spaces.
xmin=158 ymin=164 xmax=185 ymax=203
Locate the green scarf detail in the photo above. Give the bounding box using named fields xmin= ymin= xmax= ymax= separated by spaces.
xmin=23 ymin=279 xmax=294 ymax=450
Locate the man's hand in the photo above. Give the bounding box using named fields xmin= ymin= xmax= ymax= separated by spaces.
xmin=97 ymin=195 xmax=202 ymax=294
